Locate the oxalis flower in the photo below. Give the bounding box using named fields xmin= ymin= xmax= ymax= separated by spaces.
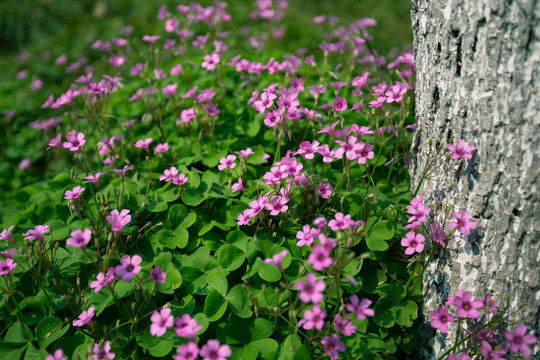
xmin=115 ymin=254 xmax=142 ymax=282
xmin=106 ymin=209 xmax=131 ymax=235
xmin=401 ymin=231 xmax=425 ymax=255
xmin=346 ymin=295 xmax=374 ymax=320
xmin=73 ymin=305 xmax=95 ymax=327
xmin=64 ymin=186 xmax=85 ymax=200
xmin=295 ymin=272 xmax=326 ymax=304
xmin=430 ymin=306 xmax=454 ymax=333
xmin=199 ymin=340 xmax=231 ymax=360
xmin=0 ymin=258 xmax=17 ymax=275
xmin=447 ymin=139 xmax=476 ymax=160
xmin=150 ymin=308 xmax=174 ymax=337
xmin=504 ymin=324 xmax=537 ymax=357
xmin=66 ymin=228 xmax=92 ymax=247
xmin=449 ymin=210 xmax=477 ymax=235
xmin=63 ymin=130 xmax=86 ymax=151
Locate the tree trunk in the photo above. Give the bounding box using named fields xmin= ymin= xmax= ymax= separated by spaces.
xmin=410 ymin=0 xmax=540 ymax=357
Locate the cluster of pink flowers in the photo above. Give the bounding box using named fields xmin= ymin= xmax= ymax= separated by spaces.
xmin=159 ymin=167 xmax=188 ymax=186
xmin=431 ymin=290 xmax=537 ymax=358
xmin=147 ymin=308 xmax=231 ymax=360
xmin=401 ymin=194 xmax=477 ymax=254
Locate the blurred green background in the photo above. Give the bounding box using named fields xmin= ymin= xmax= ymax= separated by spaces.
xmin=0 ymin=0 xmax=411 ymax=58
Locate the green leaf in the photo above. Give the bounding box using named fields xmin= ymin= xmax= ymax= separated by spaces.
xmin=5 ymin=322 xmax=32 ymax=343
xmin=226 ymin=285 xmax=252 ymax=318
xmin=159 ymin=188 xmax=180 ymax=203
xmin=173 ymin=227 xmax=189 ymax=249
xmin=258 ymin=263 xmax=281 ymax=282
xmin=369 ymin=220 xmax=394 ymax=240
xmin=241 ymin=345 xmax=259 ymax=360
xmin=250 ymin=318 xmax=273 ymax=341
xmin=0 ymin=342 xmax=28 ymax=360
xmin=36 ymin=317 xmax=69 ymax=348
xmin=250 ymin=338 xmax=278 ymax=355
xmin=207 ymin=271 xmax=228 ymax=297
xmin=149 ymin=339 xmax=174 ymax=357
xmin=204 ymin=290 xmax=228 ymax=322
xmin=394 ymin=300 xmax=418 ymax=327
xmin=181 ymin=181 xmax=209 ymax=206
xmin=216 ymin=244 xmax=245 ymax=271
xmin=147 ymin=198 xmax=168 ymax=212
xmin=373 ymin=297 xmax=396 ymax=328
xmin=365 ymin=236 xmax=390 ymax=251
xmin=167 ymin=204 xmax=190 ymax=228
xmin=376 ymin=280 xmax=406 ymax=302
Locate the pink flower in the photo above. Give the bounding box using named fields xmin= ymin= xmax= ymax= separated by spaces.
xmin=135 ymin=138 xmax=153 ymax=152
xmin=64 ymin=186 xmax=85 ymax=200
xmin=160 ymin=167 xmax=179 ymax=182
xmin=106 ymin=209 xmax=131 ymax=235
xmin=317 ymin=181 xmax=333 ymax=199
xmin=200 ymin=340 xmax=231 ymax=360
xmin=83 ymin=172 xmax=104 ymax=187
xmin=155 ymin=143 xmax=169 ymax=153
xmin=0 ymin=258 xmax=17 ymax=275
xmin=115 ymin=255 xmax=142 ymax=282
xmin=264 ymin=250 xmax=288 ymax=271
xmin=91 ymin=341 xmax=115 ymax=360
xmin=298 ymin=305 xmax=326 ymax=330
xmin=150 ymin=266 xmax=166 ymax=283
xmin=24 ymin=224 xmax=50 ymax=241
xmin=295 ymin=272 xmax=326 ymax=304
xmin=150 ymin=308 xmax=174 ymax=337
xmin=162 ymin=84 xmax=178 ymax=97
xmin=73 ymin=306 xmax=95 ymax=327
xmin=356 ymin=143 xmax=374 ymax=164
xmin=111 ymin=165 xmax=133 ymax=180
xmin=263 ymin=110 xmax=282 ymax=127
xmin=90 ymin=268 xmax=115 ymax=293
xmin=170 ymin=64 xmax=182 ymax=75
xmin=0 ymin=226 xmax=15 ymax=243
xmin=296 ymin=225 xmax=319 ymax=247
xmin=308 ymin=246 xmax=333 ymax=271
xmin=218 ymin=155 xmax=237 ymax=171
xmin=333 ymin=97 xmax=348 ymax=111
xmin=234 ymin=148 xmax=254 ymax=162
xmin=109 ymin=56 xmax=125 ymax=67
xmin=481 ymin=341 xmax=506 ymax=360
xmin=449 ymin=210 xmax=477 ymax=235
xmin=46 ymin=349 xmax=66 ymax=360
xmin=430 ymin=222 xmax=447 ymax=247
xmin=328 ymin=213 xmax=352 ymax=231
xmin=321 ymin=334 xmax=346 ymax=360
xmin=142 ymin=35 xmax=161 ymax=45
xmin=447 ymin=140 xmax=476 ymax=160
xmin=0 ymin=248 xmax=18 ymax=259
xmin=265 ymin=195 xmax=289 ymax=216
xmin=66 ymin=228 xmax=92 ymax=247
xmin=346 ymin=295 xmax=374 ymax=320
xmin=295 ymin=140 xmax=320 ymax=159
xmin=231 ymin=178 xmax=246 ymax=192
xmin=174 ymin=342 xmax=199 ymax=360
xmin=447 ymin=353 xmax=471 ymax=360
xmin=172 ymin=174 xmax=188 ymax=186
xmin=47 ymin=133 xmax=62 ymax=150
xmin=334 ymin=136 xmax=361 ymax=161
xmin=401 ymin=231 xmax=425 ymax=255
xmin=452 ymin=291 xmax=484 ymax=319
xmin=429 ymin=306 xmax=454 ymax=333
xmin=202 ymin=52 xmax=221 ymax=70
xmin=63 ymin=130 xmax=86 ymax=151
xmin=334 ymin=314 xmax=357 ymax=336
xmin=505 ymin=324 xmax=537 ymax=357
xmin=175 ymin=314 xmax=203 ymax=339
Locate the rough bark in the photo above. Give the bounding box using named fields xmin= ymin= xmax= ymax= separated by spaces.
xmin=410 ymin=0 xmax=540 ymax=358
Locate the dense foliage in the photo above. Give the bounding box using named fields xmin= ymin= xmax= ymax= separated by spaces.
xmin=0 ymin=1 xmax=536 ymax=360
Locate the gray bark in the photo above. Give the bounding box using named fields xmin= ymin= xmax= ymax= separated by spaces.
xmin=410 ymin=0 xmax=540 ymax=358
